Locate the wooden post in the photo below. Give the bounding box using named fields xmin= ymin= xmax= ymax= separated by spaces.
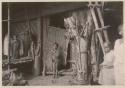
xmin=7 ymin=3 xmax=10 ymax=71
xmin=25 ymin=8 xmax=32 ymax=42
xmin=25 ymin=8 xmax=42 ymax=76
xmin=33 ymin=18 xmax=42 ymax=76
xmin=42 ymin=17 xmax=49 ymax=76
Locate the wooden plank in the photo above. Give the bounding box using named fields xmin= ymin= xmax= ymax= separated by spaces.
xmin=3 ymin=57 xmax=33 ymax=64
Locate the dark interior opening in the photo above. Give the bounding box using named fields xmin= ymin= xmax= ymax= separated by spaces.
xmin=49 ymin=13 xmax=65 ymax=29
xmin=103 ymin=2 xmax=123 ymax=46
xmin=66 ymin=42 xmax=71 ymax=69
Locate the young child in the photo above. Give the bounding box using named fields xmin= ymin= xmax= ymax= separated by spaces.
xmin=114 ymin=24 xmax=125 ymax=85
xmin=98 ymin=43 xmax=115 ymax=85
xmin=51 ymin=42 xmax=59 ymax=78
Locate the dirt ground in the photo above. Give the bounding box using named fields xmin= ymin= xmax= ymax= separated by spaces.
xmin=26 ymin=69 xmax=84 ymax=86
xmin=28 ymin=75 xmax=73 ymax=86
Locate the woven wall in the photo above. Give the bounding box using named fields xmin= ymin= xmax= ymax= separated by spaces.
xmin=45 ymin=26 xmax=69 ymax=71
xmin=10 ymin=18 xmax=41 ymax=57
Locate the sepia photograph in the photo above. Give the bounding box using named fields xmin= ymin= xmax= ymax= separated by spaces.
xmin=2 ymin=1 xmax=124 ymax=86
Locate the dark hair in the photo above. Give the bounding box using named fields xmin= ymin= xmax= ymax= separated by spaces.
xmin=13 ymin=35 xmax=17 ymax=37
xmin=13 ymin=35 xmax=18 ymax=39
xmin=54 ymin=42 xmax=59 ymax=49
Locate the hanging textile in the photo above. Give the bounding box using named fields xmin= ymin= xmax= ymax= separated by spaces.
xmin=3 ymin=34 xmax=9 ymax=56
xmin=10 ymin=18 xmax=41 ymax=57
xmin=11 ymin=22 xmax=31 ymax=57
xmin=90 ymin=33 xmax=99 ymax=82
xmin=64 ymin=9 xmax=94 ymax=83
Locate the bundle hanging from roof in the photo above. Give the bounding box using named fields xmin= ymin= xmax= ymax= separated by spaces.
xmin=64 ymin=9 xmax=94 ymax=40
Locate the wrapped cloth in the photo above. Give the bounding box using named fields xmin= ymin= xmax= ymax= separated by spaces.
xmin=11 ymin=38 xmax=20 ymax=59
xmin=98 ymin=50 xmax=115 ymax=85
xmin=114 ymin=39 xmax=125 ymax=85
xmin=3 ymin=34 xmax=9 ymax=56
xmin=64 ymin=10 xmax=94 ymax=83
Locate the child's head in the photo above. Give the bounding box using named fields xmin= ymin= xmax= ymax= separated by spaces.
xmin=118 ymin=23 xmax=123 ymax=37
xmin=104 ymin=42 xmax=111 ymax=53
xmin=13 ymin=35 xmax=17 ymax=40
xmin=54 ymin=42 xmax=59 ymax=50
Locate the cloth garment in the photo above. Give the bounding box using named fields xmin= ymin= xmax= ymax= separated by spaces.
xmin=4 ymin=35 xmax=9 ymax=56
xmin=114 ymin=39 xmax=125 ymax=85
xmin=101 ymin=50 xmax=114 ymax=67
xmin=28 ymin=42 xmax=35 ymax=59
xmin=19 ymin=39 xmax=24 ymax=56
xmin=99 ymin=50 xmax=115 ymax=85
xmin=64 ymin=10 xmax=93 ymax=83
xmin=33 ymin=42 xmax=41 ymax=76
xmin=99 ymin=67 xmax=115 ymax=85
xmin=12 ymin=39 xmax=20 ymax=59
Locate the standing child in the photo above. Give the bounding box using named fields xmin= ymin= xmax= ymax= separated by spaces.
xmin=98 ymin=43 xmax=115 ymax=85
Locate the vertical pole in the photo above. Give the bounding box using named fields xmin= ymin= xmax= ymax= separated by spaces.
xmin=25 ymin=8 xmax=31 ymax=41
xmin=33 ymin=18 xmax=42 ymax=76
xmin=8 ymin=3 xmax=10 ymax=71
xmin=42 ymin=17 xmax=49 ymax=76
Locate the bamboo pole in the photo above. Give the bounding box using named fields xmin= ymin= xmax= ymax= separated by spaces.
xmin=89 ymin=6 xmax=105 ymax=55
xmin=96 ymin=5 xmax=110 ymax=44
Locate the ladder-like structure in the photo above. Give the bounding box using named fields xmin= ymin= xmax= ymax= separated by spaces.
xmin=88 ymin=2 xmax=110 ymax=55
